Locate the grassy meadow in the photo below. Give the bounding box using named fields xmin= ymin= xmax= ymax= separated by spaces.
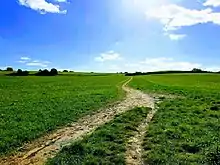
xmin=0 ymin=75 xmax=126 ymax=155
xmin=1 ymin=71 xmax=220 ymax=164
xmin=129 ymin=74 xmax=220 ymax=164
xmin=47 ymin=107 xmax=151 ymax=165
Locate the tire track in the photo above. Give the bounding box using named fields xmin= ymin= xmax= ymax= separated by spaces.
xmin=125 ymin=108 xmax=157 ymax=165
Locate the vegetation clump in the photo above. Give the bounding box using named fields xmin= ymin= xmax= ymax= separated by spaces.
xmin=8 ymin=69 xmax=29 ymax=76
xmin=35 ymin=68 xmax=58 ymax=76
xmin=6 ymin=67 xmax=13 ymax=72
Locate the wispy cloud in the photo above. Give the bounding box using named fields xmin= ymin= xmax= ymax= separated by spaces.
xmin=17 ymin=57 xmax=50 ymax=68
xmin=26 ymin=62 xmax=48 ymax=67
xmin=18 ymin=0 xmax=67 ymax=14
xmin=95 ymin=51 xmax=122 ymax=62
xmin=146 ymin=1 xmax=220 ymax=39
xmin=105 ymin=57 xmax=202 ymax=73
xmin=204 ymin=0 xmax=220 ymax=7
xmin=166 ymin=33 xmax=187 ymax=41
xmin=18 ymin=56 xmax=31 ymax=64
xmin=20 ymin=57 xmax=31 ymax=61
xmin=55 ymin=0 xmax=67 ymax=2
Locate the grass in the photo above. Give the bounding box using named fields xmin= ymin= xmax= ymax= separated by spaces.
xmin=129 ymin=74 xmax=220 ymax=164
xmin=0 ymin=75 xmax=126 ymax=155
xmin=47 ymin=107 xmax=151 ymax=165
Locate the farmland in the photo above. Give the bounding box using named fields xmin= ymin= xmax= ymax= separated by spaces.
xmin=0 ymin=75 xmax=126 ymax=155
xmin=129 ymin=74 xmax=220 ymax=164
xmin=47 ymin=107 xmax=151 ymax=165
xmin=0 ymin=73 xmax=220 ymax=165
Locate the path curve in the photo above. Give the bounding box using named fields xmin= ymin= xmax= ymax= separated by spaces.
xmin=0 ymin=77 xmax=155 ymax=165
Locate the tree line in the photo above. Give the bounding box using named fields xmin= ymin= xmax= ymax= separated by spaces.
xmin=124 ymin=68 xmax=215 ymax=76
xmin=0 ymin=67 xmax=59 ymax=76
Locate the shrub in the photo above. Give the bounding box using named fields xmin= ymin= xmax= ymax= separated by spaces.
xmin=192 ymin=68 xmax=203 ymax=73
xmin=35 ymin=68 xmax=58 ymax=76
xmin=50 ymin=68 xmax=58 ymax=76
xmin=6 ymin=67 xmax=13 ymax=71
xmin=63 ymin=70 xmax=68 ymax=72
xmin=17 ymin=69 xmax=23 ymax=74
xmin=8 ymin=69 xmax=29 ymax=76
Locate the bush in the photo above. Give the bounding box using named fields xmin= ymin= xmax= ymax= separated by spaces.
xmin=6 ymin=67 xmax=13 ymax=72
xmin=8 ymin=69 xmax=29 ymax=76
xmin=35 ymin=68 xmax=58 ymax=76
xmin=63 ymin=70 xmax=68 ymax=72
xmin=192 ymin=68 xmax=203 ymax=73
xmin=50 ymin=68 xmax=58 ymax=76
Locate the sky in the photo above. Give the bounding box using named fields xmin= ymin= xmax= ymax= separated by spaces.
xmin=1 ymin=0 xmax=220 ymax=72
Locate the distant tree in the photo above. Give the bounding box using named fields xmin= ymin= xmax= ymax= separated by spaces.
xmin=17 ymin=69 xmax=23 ymax=74
xmin=35 ymin=69 xmax=49 ymax=76
xmin=35 ymin=68 xmax=58 ymax=76
xmin=22 ymin=71 xmax=29 ymax=76
xmin=50 ymin=68 xmax=58 ymax=76
xmin=6 ymin=67 xmax=13 ymax=71
xmin=8 ymin=69 xmax=29 ymax=76
xmin=63 ymin=70 xmax=68 ymax=72
xmin=192 ymin=68 xmax=203 ymax=73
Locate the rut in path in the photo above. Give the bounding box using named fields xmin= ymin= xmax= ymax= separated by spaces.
xmin=0 ymin=77 xmax=155 ymax=165
xmin=125 ymin=108 xmax=157 ymax=165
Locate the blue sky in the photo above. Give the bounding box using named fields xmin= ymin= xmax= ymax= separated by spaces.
xmin=1 ymin=0 xmax=220 ymax=72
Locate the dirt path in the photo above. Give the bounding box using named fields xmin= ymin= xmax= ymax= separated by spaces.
xmin=0 ymin=77 xmax=155 ymax=165
xmin=125 ymin=108 xmax=157 ymax=165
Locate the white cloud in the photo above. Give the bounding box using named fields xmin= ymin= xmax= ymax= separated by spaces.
xmin=18 ymin=0 xmax=67 ymax=14
xmin=166 ymin=33 xmax=186 ymax=40
xmin=20 ymin=57 xmax=31 ymax=61
xmin=55 ymin=0 xmax=67 ymax=2
xmin=26 ymin=62 xmax=48 ymax=67
xmin=204 ymin=0 xmax=220 ymax=7
xmin=18 ymin=61 xmax=27 ymax=63
xmin=18 ymin=57 xmax=31 ymax=63
xmin=204 ymin=66 xmax=220 ymax=72
xmin=147 ymin=4 xmax=213 ymax=31
xmin=146 ymin=2 xmax=220 ymax=39
xmin=140 ymin=57 xmax=201 ymax=71
xmin=17 ymin=57 xmax=50 ymax=68
xmin=105 ymin=57 xmax=202 ymax=72
xmin=95 ymin=51 xmax=122 ymax=62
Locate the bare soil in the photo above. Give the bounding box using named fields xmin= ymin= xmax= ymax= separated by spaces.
xmin=125 ymin=108 xmax=157 ymax=165
xmin=0 ymin=77 xmax=155 ymax=165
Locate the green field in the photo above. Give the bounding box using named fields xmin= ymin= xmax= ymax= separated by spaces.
xmin=1 ymin=73 xmax=220 ymax=164
xmin=47 ymin=107 xmax=151 ymax=165
xmin=0 ymin=75 xmax=126 ymax=155
xmin=129 ymin=74 xmax=220 ymax=164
